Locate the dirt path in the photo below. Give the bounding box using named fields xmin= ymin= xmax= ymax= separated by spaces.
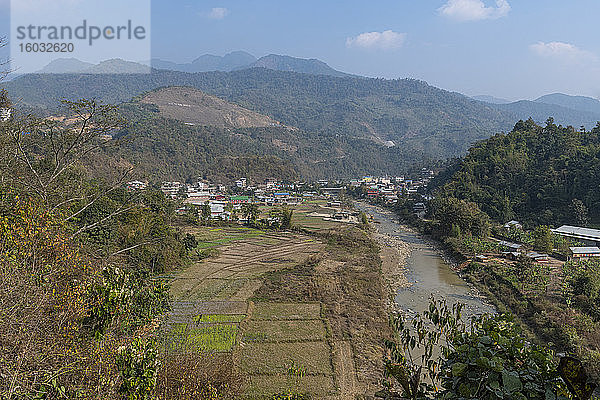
xmin=330 ymin=341 xmax=361 ymax=400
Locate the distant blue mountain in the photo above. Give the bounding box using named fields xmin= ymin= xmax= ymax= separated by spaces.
xmin=535 ymin=93 xmax=600 ymax=116
xmin=241 ymin=54 xmax=351 ymax=78
xmin=38 ymin=58 xmax=94 ymax=73
xmin=472 ymin=95 xmax=512 ymax=104
xmin=151 ymin=51 xmax=257 ymax=73
xmin=150 ymin=52 xmax=350 ymax=77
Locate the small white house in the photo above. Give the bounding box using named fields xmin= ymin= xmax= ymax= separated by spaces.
xmin=0 ymin=107 xmax=10 ymax=122
xmin=504 ymin=220 xmax=523 ymax=230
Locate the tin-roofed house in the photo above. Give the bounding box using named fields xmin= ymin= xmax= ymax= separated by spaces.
xmin=552 ymin=226 xmax=600 ymax=247
xmin=568 ymin=247 xmax=600 ymax=261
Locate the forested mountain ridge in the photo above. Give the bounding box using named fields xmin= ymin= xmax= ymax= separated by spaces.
xmin=107 ymin=100 xmax=415 ymax=182
xmin=433 ymin=118 xmax=600 ymax=226
xmin=4 ymin=68 xmax=600 ymax=165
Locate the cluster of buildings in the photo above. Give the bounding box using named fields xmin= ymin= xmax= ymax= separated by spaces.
xmin=496 ymin=239 xmax=551 ymax=263
xmin=349 ymin=170 xmax=435 ymax=216
xmin=125 ymin=177 xmax=321 ymax=220
xmin=553 ymin=225 xmax=600 ymax=261
xmin=350 ymin=170 xmax=434 ymax=203
xmin=124 ymin=175 xmax=357 ymax=221
xmin=493 ymin=223 xmax=600 ymax=264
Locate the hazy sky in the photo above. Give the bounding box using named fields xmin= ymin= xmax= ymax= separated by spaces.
xmin=1 ymin=0 xmax=600 ymax=100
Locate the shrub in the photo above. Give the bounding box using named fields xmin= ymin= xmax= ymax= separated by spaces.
xmin=439 ymin=314 xmax=571 ymax=400
xmin=116 ymin=338 xmax=160 ymax=400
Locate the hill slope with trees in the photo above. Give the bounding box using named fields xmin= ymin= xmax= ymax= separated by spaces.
xmin=6 ymin=68 xmax=600 ymax=169
xmin=433 ymin=118 xmax=600 ymax=226
xmin=107 ymin=100 xmax=416 ymax=182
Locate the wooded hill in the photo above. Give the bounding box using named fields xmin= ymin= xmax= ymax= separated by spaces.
xmin=432 ymin=118 xmax=600 ymax=226
xmin=108 ymin=94 xmax=414 ymax=182
xmin=5 ymin=68 xmax=600 ymax=174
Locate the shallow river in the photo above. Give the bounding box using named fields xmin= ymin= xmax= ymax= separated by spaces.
xmin=358 ymin=203 xmax=494 ymax=319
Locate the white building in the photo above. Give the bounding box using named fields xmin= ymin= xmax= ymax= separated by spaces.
xmin=161 ymin=181 xmax=184 ymax=198
xmin=0 ymin=107 xmax=10 ymax=122
xmin=569 ymin=247 xmax=600 ymax=261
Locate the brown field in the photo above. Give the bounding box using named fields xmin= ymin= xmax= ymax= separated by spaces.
xmin=239 ymin=341 xmax=333 ymax=375
xmin=251 ymin=302 xmax=322 ymax=320
xmin=244 ymin=375 xmax=336 ymax=398
xmin=242 ymin=319 xmax=326 ymax=342
xmin=165 ymin=206 xmax=390 ymax=398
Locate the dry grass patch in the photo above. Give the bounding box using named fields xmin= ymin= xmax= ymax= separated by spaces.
xmin=242 ymin=320 xmax=326 ymax=343
xmin=156 ymin=353 xmax=243 ymax=399
xmin=244 ymin=374 xmax=336 ymax=397
xmin=240 ymin=341 xmax=333 ymax=375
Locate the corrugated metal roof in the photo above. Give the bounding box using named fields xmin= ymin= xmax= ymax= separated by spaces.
xmin=569 ymin=247 xmax=600 ymax=254
xmin=498 ymin=240 xmax=522 ymax=248
xmin=552 ymin=225 xmax=600 ymax=240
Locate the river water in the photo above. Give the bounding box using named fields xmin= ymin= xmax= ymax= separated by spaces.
xmin=358 ymin=203 xmax=494 ymax=319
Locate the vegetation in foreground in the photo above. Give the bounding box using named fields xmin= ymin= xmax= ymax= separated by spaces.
xmin=0 ymin=99 xmax=240 ymax=398
xmin=380 ymin=298 xmax=596 ymax=400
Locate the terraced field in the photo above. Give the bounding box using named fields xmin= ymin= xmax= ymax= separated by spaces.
xmin=163 ymin=225 xmax=342 ymax=397
xmin=239 ymin=302 xmax=335 ymax=397
xmin=170 ymin=228 xmax=321 ymax=302
xmin=161 ymin=203 xmax=384 ymax=398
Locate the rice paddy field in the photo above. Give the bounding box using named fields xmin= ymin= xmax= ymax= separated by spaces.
xmin=163 ymin=201 xmax=387 ymax=398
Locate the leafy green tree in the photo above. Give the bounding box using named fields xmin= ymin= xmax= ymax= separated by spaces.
xmin=533 ymin=225 xmax=553 ymax=253
xmin=434 ymin=120 xmax=600 ymax=226
xmin=200 ymin=202 xmax=211 ymax=224
xmin=433 ymin=197 xmax=490 ymax=239
xmin=382 ymin=299 xmax=464 ymax=399
xmin=569 ymin=261 xmax=600 ymax=300
xmin=381 ymin=299 xmax=574 ymax=400
xmin=183 ymin=233 xmax=198 ymax=252
xmin=570 ymin=199 xmax=589 ymax=226
xmin=280 ymin=206 xmax=293 ymax=230
xmin=116 ymin=338 xmax=160 ymax=400
xmin=241 ymin=203 xmax=260 ymax=225
xmin=224 ymin=202 xmax=236 ymax=221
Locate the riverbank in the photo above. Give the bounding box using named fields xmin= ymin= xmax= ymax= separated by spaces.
xmin=375 ymin=230 xmax=412 ymax=311
xmin=358 ymin=202 xmax=494 ymax=319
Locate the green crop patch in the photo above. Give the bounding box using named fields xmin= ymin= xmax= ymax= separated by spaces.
xmin=194 ymin=314 xmax=246 ymax=323
xmin=252 ymin=302 xmax=321 ymax=320
xmin=165 ymin=322 xmax=239 ymax=353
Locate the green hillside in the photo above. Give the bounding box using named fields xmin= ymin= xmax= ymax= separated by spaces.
xmin=109 ymin=100 xmax=415 ymax=182
xmin=5 ymin=68 xmax=600 ymax=168
xmin=433 ymin=118 xmax=600 ymax=226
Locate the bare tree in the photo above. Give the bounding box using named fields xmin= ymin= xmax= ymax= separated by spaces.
xmin=0 ymin=37 xmax=11 ymax=81
xmin=2 ymin=98 xmax=138 ymax=238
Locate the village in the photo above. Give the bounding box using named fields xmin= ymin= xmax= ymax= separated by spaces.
xmin=127 ymin=167 xmax=600 ymax=266
xmin=125 ymin=169 xmax=434 ymax=223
